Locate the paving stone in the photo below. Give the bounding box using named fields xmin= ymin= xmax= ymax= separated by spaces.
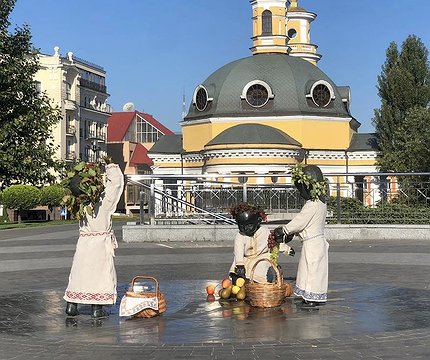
xmin=0 ymin=223 xmax=430 ymax=359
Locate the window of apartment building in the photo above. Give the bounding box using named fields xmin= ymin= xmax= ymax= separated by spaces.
xmin=66 ymin=82 xmax=71 ymax=99
xmin=34 ymin=81 xmax=42 ymax=94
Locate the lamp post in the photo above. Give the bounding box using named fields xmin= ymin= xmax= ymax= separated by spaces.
xmin=88 ymin=138 xmax=101 ymax=162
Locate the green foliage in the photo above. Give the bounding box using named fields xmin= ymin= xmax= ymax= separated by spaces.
xmin=0 ymin=0 xmax=64 ymax=190
xmin=40 ymin=184 xmax=65 ymax=210
xmin=327 ymin=196 xmax=430 ymax=224
xmin=291 ymin=163 xmax=328 ymax=201
xmin=61 ymin=162 xmax=105 ymax=220
xmin=2 ymin=185 xmax=41 ymax=211
xmin=373 ymin=35 xmax=430 ymax=173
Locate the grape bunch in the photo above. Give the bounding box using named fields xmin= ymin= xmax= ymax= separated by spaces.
xmin=267 ymin=230 xmax=277 ymax=249
xmin=268 ymin=230 xmax=280 ymax=266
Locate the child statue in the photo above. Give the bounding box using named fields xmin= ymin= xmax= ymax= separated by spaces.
xmin=229 ymin=203 xmax=295 ymax=284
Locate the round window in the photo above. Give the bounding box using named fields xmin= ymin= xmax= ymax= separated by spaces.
xmin=312 ymin=83 xmax=331 ymax=107
xmin=288 ymin=28 xmax=297 ymax=39
xmin=195 ymin=87 xmax=208 ymax=111
xmin=246 ymin=84 xmax=269 ymax=107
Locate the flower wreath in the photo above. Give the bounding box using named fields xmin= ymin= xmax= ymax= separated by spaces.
xmin=229 ymin=202 xmax=267 ymax=222
xmin=61 ymin=161 xmax=105 ymax=220
xmin=290 ymin=163 xmax=329 ymax=201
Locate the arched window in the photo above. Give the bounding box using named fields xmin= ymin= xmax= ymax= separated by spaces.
xmin=306 ymin=80 xmax=335 ymax=107
xmin=240 ymin=80 xmax=274 ymax=108
xmin=262 ymin=10 xmax=272 ymax=35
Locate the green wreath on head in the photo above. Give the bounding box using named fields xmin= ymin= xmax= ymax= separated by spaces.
xmin=291 ymin=163 xmax=329 ymax=201
xmin=61 ymin=161 xmax=105 ymax=220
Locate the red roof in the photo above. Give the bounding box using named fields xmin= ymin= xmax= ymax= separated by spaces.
xmin=107 ymin=111 xmax=174 ymax=142
xmin=129 ymin=143 xmax=154 ymax=166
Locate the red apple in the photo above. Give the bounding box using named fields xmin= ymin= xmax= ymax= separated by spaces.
xmin=221 ymin=278 xmax=232 ymax=289
xmin=206 ymin=284 xmax=216 ymax=295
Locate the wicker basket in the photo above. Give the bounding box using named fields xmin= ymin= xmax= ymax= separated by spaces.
xmin=245 ymin=258 xmax=287 ymax=308
xmin=125 ymin=276 xmax=166 ymax=318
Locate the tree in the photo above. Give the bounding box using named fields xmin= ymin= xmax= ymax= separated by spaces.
xmin=373 ymin=35 xmax=430 ymax=173
xmin=40 ymin=184 xmax=65 ymax=220
xmin=0 ymin=0 xmax=64 ymax=190
xmin=2 ymin=185 xmax=41 ymax=222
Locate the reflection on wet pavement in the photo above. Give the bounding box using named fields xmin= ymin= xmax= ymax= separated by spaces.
xmin=1 ymin=280 xmax=429 ymax=345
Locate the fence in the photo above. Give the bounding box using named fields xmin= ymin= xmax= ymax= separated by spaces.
xmin=126 ymin=172 xmax=430 ymax=225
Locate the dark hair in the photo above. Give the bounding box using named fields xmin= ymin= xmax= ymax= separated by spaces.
xmin=69 ymin=174 xmax=83 ymax=197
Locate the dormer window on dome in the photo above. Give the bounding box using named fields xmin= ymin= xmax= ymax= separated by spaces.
xmin=307 ymin=80 xmax=335 ymax=107
xmin=193 ymin=85 xmax=213 ymax=112
xmin=241 ymin=80 xmax=274 ymax=108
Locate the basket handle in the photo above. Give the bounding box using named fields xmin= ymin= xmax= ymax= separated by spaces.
xmin=249 ymin=258 xmax=283 ymax=287
xmin=130 ymin=276 xmax=160 ymax=294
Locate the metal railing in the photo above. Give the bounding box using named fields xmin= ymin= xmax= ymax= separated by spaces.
xmin=127 ymin=173 xmax=430 ymax=225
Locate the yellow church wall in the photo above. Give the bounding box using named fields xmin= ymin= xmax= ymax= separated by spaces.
xmin=152 ymin=161 xmax=182 ymax=168
xmin=276 ymin=120 xmax=354 ymax=149
xmin=346 ymin=159 xmax=376 ymax=166
xmin=205 ymin=157 xmax=298 ymax=166
xmin=287 ymin=19 xmax=310 ymax=44
xmin=182 ymin=122 xmax=214 ymax=152
xmin=183 ymin=118 xmax=355 ymax=152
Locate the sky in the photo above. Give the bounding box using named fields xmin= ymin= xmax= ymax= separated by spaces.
xmin=9 ymin=0 xmax=430 ymax=134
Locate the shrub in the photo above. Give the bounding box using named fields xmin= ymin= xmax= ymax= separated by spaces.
xmin=2 ymin=185 xmax=41 ymax=222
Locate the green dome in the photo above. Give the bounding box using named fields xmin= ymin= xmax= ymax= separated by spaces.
xmin=206 ymin=124 xmax=301 ymax=147
xmin=184 ymin=53 xmax=351 ymax=121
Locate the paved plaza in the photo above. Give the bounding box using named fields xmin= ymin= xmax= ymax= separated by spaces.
xmin=0 ymin=222 xmax=429 ymax=359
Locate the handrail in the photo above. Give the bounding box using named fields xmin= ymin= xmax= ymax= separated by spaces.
xmin=128 ymin=179 xmax=236 ymax=225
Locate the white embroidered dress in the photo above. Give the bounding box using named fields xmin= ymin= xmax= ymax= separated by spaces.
xmin=64 ymin=164 xmax=124 ymax=305
xmin=282 ymin=199 xmax=329 ymax=302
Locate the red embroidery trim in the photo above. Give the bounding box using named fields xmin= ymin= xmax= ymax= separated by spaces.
xmin=80 ymin=231 xmax=113 ymax=237
xmin=65 ymin=290 xmax=115 ymax=301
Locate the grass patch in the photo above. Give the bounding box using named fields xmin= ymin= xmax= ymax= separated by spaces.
xmin=0 ymin=219 xmax=78 ymax=230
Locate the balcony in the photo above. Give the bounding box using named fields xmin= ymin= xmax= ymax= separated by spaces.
xmin=80 ymin=78 xmax=107 ymax=93
xmin=64 ymin=99 xmax=77 ymax=110
xmin=65 ymin=151 xmax=76 ymax=161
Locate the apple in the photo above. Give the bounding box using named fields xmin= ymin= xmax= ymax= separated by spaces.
xmin=206 ymin=284 xmax=216 ymax=295
xmin=222 ymin=278 xmax=232 ymax=289
xmin=206 ymin=294 xmax=215 ymax=302
xmin=235 ymin=278 xmax=245 ymax=288
xmin=231 ymin=285 xmax=241 ymax=295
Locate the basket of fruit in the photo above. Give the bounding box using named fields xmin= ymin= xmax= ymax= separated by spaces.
xmin=245 ymin=258 xmax=287 ymax=308
xmin=120 ymin=276 xmax=166 ymax=318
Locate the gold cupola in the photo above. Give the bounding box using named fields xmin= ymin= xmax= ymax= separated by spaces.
xmin=250 ymin=0 xmax=289 ymax=55
xmin=286 ymin=0 xmax=322 ymax=65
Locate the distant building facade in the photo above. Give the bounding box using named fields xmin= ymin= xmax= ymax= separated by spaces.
xmin=34 ymin=46 xmax=111 ymax=164
xmin=107 ymin=110 xmax=174 ymax=214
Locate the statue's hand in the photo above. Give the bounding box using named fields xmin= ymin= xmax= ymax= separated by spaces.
xmin=235 ymin=265 xmax=246 ymax=278
xmin=102 ymin=155 xmax=113 ymax=165
xmin=288 ymin=248 xmax=295 ymax=257
xmin=285 ymin=233 xmax=295 ymax=244
xmin=274 ymin=226 xmax=285 ymax=243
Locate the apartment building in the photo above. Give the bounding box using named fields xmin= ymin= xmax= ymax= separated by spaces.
xmin=34 ymin=46 xmax=111 ymax=164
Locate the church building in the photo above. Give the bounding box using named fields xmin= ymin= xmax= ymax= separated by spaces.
xmin=148 ymin=0 xmax=378 ymax=192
